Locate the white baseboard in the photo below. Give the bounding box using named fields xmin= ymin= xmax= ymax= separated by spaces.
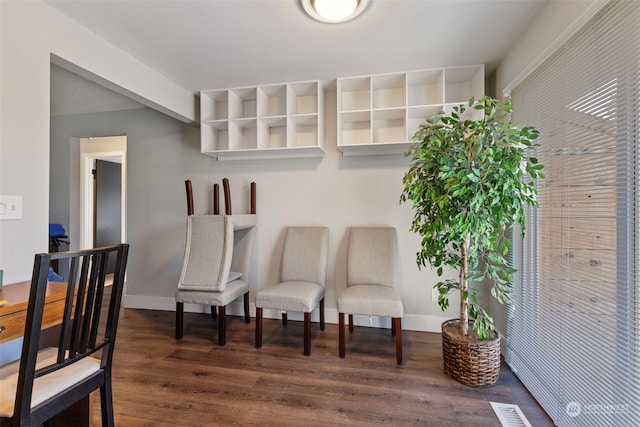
xmin=124 ymin=294 xmax=449 ymax=333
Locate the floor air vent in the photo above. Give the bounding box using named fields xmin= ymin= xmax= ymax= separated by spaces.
xmin=490 ymin=402 xmax=532 ymax=427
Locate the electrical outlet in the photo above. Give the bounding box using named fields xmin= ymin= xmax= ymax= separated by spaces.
xmin=432 ymin=288 xmax=439 ymax=302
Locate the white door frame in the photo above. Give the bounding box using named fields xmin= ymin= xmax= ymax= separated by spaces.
xmin=79 ymin=136 xmax=127 ymax=250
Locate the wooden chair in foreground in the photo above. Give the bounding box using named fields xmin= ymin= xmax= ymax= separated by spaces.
xmin=255 ymin=226 xmax=329 ymax=356
xmin=337 ymin=227 xmax=404 ymax=365
xmin=175 ymin=178 xmax=257 ymax=346
xmin=0 ymin=244 xmax=129 ymax=427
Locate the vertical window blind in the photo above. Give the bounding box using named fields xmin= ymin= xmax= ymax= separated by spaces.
xmin=508 ymin=1 xmax=639 ymax=426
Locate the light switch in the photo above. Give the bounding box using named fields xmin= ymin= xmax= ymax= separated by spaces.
xmin=0 ymin=195 xmax=22 ymax=220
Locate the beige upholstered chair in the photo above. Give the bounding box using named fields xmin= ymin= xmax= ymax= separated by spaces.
xmin=255 ymin=226 xmax=329 ymax=356
xmin=175 ymin=213 xmax=256 ymax=346
xmin=338 ymin=227 xmax=404 ymax=364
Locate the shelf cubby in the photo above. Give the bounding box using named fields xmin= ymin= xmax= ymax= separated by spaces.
xmin=288 ymin=81 xmax=319 ymax=115
xmin=444 ymin=65 xmax=484 ymax=104
xmin=339 ymin=110 xmax=372 ymax=146
xmin=372 ymin=109 xmax=406 ymax=143
xmin=257 ymin=117 xmax=287 ymax=149
xmin=228 ymin=119 xmax=257 ymax=150
xmin=407 ymin=105 xmax=443 ymax=140
xmin=229 ymin=87 xmax=257 ymax=119
xmin=408 ymin=69 xmax=444 ymax=106
xmin=257 ymin=84 xmax=286 ymax=117
xmin=201 ymin=121 xmax=229 ymax=152
xmin=288 ymin=115 xmax=318 ymax=148
xmin=372 ymin=73 xmax=406 ymax=109
xmin=338 ymin=77 xmax=371 ymax=112
xmin=200 ymin=90 xmax=228 ymax=122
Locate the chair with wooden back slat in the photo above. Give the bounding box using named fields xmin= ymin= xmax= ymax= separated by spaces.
xmin=0 ymin=243 xmax=129 ymax=426
xmin=337 ymin=227 xmax=404 ymax=364
xmin=176 ymin=178 xmax=257 ymax=346
xmin=255 ymin=226 xmax=329 ymax=356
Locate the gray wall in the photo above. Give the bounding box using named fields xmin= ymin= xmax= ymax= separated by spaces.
xmin=50 ymin=106 xmax=200 ymax=297
xmin=49 ymin=97 xmax=459 ymax=332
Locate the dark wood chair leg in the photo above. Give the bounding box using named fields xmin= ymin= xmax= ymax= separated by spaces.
xmin=255 ymin=307 xmax=263 ymax=348
xmin=348 ymin=314 xmax=354 ymax=332
xmin=211 ymin=306 xmax=217 ymax=319
xmin=282 ymin=312 xmax=288 ymax=326
xmin=100 ymin=372 xmax=115 ymax=427
xmin=304 ymin=312 xmax=311 ymax=356
xmin=244 ymin=291 xmax=250 ymax=323
xmin=176 ymin=302 xmax=184 ymax=339
xmin=391 ymin=317 xmax=396 ymax=336
xmin=394 ymin=318 xmax=403 ymax=365
xmin=319 ymin=298 xmax=325 ymax=331
xmin=218 ymin=305 xmax=226 ymax=346
xmin=339 ymin=313 xmax=346 ymax=358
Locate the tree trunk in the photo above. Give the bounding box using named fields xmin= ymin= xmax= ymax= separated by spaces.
xmin=460 ymin=234 xmax=470 ymax=336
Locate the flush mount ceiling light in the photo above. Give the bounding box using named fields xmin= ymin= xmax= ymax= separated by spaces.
xmin=302 ymin=0 xmax=370 ymax=24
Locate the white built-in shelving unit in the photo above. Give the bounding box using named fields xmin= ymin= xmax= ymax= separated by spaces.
xmin=200 ymin=80 xmax=324 ymax=160
xmin=337 ymin=65 xmax=485 ymax=156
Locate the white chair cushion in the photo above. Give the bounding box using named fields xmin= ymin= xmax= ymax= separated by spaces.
xmin=256 ymin=281 xmax=324 ymax=313
xmin=176 ymin=279 xmax=249 ymax=307
xmin=338 ymin=284 xmax=404 ymax=318
xmin=0 ymin=347 xmax=100 ymax=417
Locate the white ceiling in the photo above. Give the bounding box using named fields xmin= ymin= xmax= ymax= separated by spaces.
xmin=47 ymin=0 xmax=548 ymax=116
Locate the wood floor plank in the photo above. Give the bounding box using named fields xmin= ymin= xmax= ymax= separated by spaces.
xmin=91 ymin=308 xmax=553 ymax=426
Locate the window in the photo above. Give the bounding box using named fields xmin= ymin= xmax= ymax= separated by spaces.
xmin=508 ymin=1 xmax=639 ymax=426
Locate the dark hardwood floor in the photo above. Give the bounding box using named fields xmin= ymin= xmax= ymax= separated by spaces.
xmin=94 ymin=308 xmax=554 ymax=426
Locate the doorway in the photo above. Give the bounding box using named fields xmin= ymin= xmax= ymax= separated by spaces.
xmin=79 ymin=136 xmax=127 ymax=256
xmin=94 ymin=159 xmax=122 ymax=273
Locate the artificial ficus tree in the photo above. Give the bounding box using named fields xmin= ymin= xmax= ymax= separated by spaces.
xmin=401 ymin=96 xmax=544 ymax=339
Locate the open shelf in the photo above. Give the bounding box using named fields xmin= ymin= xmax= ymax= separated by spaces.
xmin=337 ymin=65 xmax=484 ymax=156
xmin=200 ymin=80 xmax=324 ymax=160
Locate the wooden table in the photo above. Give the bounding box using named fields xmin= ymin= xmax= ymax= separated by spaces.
xmin=0 ymin=281 xmax=91 ymax=426
xmin=0 ymin=280 xmax=68 ymax=344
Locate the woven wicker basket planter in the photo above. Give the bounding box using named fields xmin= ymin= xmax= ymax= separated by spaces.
xmin=441 ymin=319 xmax=501 ymax=387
